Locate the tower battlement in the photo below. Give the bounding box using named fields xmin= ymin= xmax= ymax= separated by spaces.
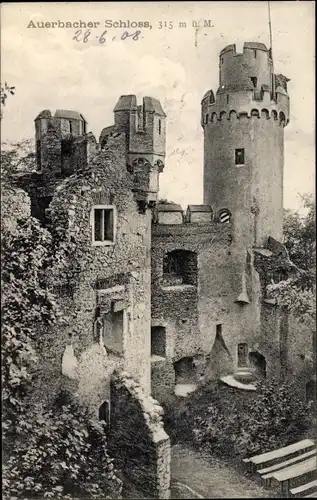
xmin=201 ymin=41 xmax=290 ymax=128
xmin=202 ymin=42 xmax=290 ymax=248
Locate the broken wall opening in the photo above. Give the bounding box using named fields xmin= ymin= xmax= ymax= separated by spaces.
xmin=249 ymin=351 xmax=267 ymax=379
xmin=163 ymin=250 xmax=197 ymax=286
xmin=151 ymin=326 xmax=166 ymax=358
xmin=103 ymin=309 xmax=124 ymax=355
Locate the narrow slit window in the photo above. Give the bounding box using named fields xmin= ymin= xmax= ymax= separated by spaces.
xmin=69 ymin=120 xmax=73 ymax=134
xmin=158 ymin=119 xmax=162 ymax=135
xmin=250 ymin=77 xmax=257 ymax=88
xmin=226 ymin=94 xmax=229 ymax=104
xmin=235 ymin=148 xmax=245 ymax=166
xmin=254 ymin=50 xmax=257 ymax=58
xmin=93 ymin=207 xmax=115 ymax=244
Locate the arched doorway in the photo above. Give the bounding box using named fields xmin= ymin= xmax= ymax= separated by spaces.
xmin=249 ymin=351 xmax=267 ymax=379
xmin=99 ymin=400 xmax=110 ymax=430
xmin=173 ymin=357 xmax=198 ymax=397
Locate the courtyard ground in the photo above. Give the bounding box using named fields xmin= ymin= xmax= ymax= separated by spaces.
xmin=170 ymin=443 xmax=275 ymax=499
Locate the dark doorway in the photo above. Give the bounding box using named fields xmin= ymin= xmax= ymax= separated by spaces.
xmin=249 ymin=351 xmax=267 ymax=378
xmin=151 ymin=326 xmax=166 ymax=357
xmin=99 ymin=400 xmax=110 ymax=429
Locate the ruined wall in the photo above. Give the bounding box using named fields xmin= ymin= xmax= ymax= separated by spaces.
xmin=32 ymin=132 xmax=153 ymax=415
xmin=109 ymin=372 xmax=171 ymax=499
xmin=151 ymin=221 xmax=269 ymax=401
xmin=286 ymin=315 xmax=315 ymax=399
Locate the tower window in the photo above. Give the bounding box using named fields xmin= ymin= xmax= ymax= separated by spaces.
xmin=158 ymin=119 xmax=162 ymax=135
xmin=254 ymin=50 xmax=257 ymax=58
xmin=235 ymin=148 xmax=245 ymax=166
xmin=61 ymin=139 xmax=73 ymax=158
xmin=69 ymin=120 xmax=73 ymax=134
xmin=226 ymin=94 xmax=229 ymax=104
xmin=218 ymin=209 xmax=231 ymax=224
xmin=221 ymin=57 xmax=224 ymax=64
xmin=36 ymin=140 xmax=41 ymax=170
xmin=238 ymin=343 xmax=248 ymax=367
xmin=250 ymin=77 xmax=257 ymax=88
xmin=92 ymin=206 xmax=116 ymax=245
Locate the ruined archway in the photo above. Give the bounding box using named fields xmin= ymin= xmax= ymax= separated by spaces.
xmin=249 ymin=351 xmax=267 ymax=379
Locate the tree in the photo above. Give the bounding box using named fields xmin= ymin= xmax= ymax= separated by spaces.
xmin=267 ymin=194 xmax=316 ymax=321
xmin=283 ymin=193 xmax=316 ymax=271
xmin=1 ymin=81 xmax=15 ymax=119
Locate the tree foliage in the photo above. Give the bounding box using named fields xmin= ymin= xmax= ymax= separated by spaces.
xmin=283 ymin=193 xmax=316 ymax=271
xmin=267 ymin=194 xmax=316 ymax=321
xmin=1 ymin=81 xmax=15 ymax=118
xmin=1 ymin=138 xmax=122 ymax=498
xmin=164 ymin=380 xmax=314 ymax=459
xmin=3 ymin=394 xmax=122 ymax=500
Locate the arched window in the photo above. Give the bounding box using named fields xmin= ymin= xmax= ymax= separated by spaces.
xmin=218 ymin=209 xmax=231 ymax=223
xmin=211 ymin=112 xmax=217 ymax=123
xmin=220 ymin=111 xmax=227 ymax=121
xmin=261 ymin=109 xmax=269 ymax=119
xmin=271 ymin=110 xmax=278 ymax=120
xmin=279 ymin=111 xmax=286 ymax=125
xmin=99 ymin=400 xmax=110 ymax=428
xmin=205 ymin=114 xmax=209 ymax=124
xmin=251 ymin=109 xmax=260 ymax=118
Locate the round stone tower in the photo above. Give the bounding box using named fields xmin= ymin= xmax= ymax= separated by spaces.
xmin=202 ymin=42 xmax=290 ymax=249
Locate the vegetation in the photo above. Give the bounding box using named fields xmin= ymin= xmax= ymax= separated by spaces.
xmin=267 ymin=194 xmax=316 ymax=322
xmin=1 ymin=81 xmax=15 ymax=118
xmin=163 ymin=380 xmax=314 ymax=459
xmin=1 ymin=135 xmax=122 ymax=498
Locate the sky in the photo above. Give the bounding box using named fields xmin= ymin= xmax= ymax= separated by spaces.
xmin=1 ymin=1 xmax=315 ymax=212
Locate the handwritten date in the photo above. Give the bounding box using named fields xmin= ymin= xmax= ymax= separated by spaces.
xmin=73 ymin=29 xmax=142 ymax=44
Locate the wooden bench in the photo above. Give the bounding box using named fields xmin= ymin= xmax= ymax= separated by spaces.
xmin=272 ymin=457 xmax=317 ymax=497
xmin=258 ymin=449 xmax=316 ymax=485
xmin=290 ymin=479 xmax=317 ymax=497
xmin=243 ymin=439 xmax=315 ymax=472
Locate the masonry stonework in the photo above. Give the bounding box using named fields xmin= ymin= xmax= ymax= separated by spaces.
xmin=12 ymin=41 xmax=315 ymax=494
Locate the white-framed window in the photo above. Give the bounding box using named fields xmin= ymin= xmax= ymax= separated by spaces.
xmin=91 ymin=205 xmax=116 ymax=246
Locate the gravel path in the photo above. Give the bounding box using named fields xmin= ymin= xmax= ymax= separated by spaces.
xmin=171 ymin=444 xmax=275 ymax=498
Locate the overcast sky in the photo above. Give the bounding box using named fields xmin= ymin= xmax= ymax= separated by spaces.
xmin=1 ymin=1 xmax=315 ymax=211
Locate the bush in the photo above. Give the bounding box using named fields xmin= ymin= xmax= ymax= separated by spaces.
xmin=163 ymin=380 xmax=314 ymax=459
xmin=3 ymin=391 xmax=122 ymax=500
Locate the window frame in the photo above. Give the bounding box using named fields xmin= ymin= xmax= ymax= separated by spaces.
xmin=91 ymin=205 xmax=116 ymax=246
xmin=235 ymin=148 xmax=245 ymax=166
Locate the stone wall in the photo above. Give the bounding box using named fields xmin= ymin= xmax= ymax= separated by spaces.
xmin=29 ymin=133 xmax=153 ymax=415
xmin=109 ymin=371 xmax=171 ymax=499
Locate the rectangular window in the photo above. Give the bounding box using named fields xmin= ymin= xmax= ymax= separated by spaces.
xmin=238 ymin=343 xmax=248 ymax=367
xmin=92 ymin=206 xmax=115 ymax=245
xmin=235 ymin=148 xmax=245 ymax=166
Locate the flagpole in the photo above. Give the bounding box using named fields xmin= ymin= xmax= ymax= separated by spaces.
xmin=268 ymin=1 xmax=275 ymax=98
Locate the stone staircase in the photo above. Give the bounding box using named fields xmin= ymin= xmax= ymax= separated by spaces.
xmin=232 ymin=366 xmax=258 ymax=384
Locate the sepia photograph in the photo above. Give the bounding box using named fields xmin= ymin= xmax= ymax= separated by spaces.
xmin=1 ymin=1 xmax=316 ymax=499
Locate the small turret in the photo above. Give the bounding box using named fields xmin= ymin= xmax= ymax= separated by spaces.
xmin=34 ymin=109 xmax=88 ymax=175
xmin=101 ymin=95 xmax=166 ymax=212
